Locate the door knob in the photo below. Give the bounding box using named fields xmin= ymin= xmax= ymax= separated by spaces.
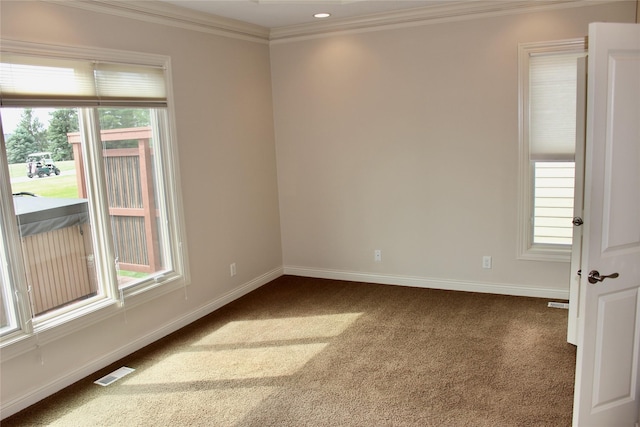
xmin=572 ymin=217 xmax=584 ymax=226
xmin=587 ymin=270 xmax=619 ymax=284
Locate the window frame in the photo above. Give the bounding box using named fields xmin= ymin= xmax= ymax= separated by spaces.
xmin=517 ymin=38 xmax=586 ymax=262
xmin=0 ymin=40 xmax=190 ymax=359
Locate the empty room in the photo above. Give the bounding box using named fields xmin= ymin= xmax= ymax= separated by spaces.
xmin=1 ymin=0 xmax=639 ymax=425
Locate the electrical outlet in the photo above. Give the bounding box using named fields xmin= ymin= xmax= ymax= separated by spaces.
xmin=230 ymin=262 xmax=237 ymax=277
xmin=374 ymin=250 xmax=382 ymax=262
xmin=482 ymin=256 xmax=492 ymax=269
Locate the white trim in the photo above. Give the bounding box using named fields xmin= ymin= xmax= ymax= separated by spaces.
xmin=0 ymin=266 xmax=283 ymax=419
xmin=0 ymin=40 xmax=192 ymax=360
xmin=270 ymin=0 xmax=609 ymax=42
xmin=42 ymin=0 xmax=611 ymax=45
xmin=517 ymin=38 xmax=586 ymax=262
xmin=284 ymin=266 xmax=569 ymax=300
xmin=0 ymin=38 xmax=173 ymax=67
xmin=46 ymin=0 xmax=270 ymax=44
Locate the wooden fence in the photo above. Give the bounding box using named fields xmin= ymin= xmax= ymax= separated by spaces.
xmin=67 ymin=127 xmax=161 ymax=274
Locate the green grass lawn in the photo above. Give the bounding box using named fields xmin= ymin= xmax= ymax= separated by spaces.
xmin=9 ymin=160 xmax=76 ymax=179
xmin=10 ymin=161 xmax=79 ymax=198
xmin=118 ymin=270 xmax=150 ymax=279
xmin=12 ymin=176 xmax=79 ymax=198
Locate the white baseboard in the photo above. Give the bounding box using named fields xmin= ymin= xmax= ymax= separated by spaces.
xmin=1 ymin=266 xmax=283 ymax=420
xmin=283 ymin=266 xmax=569 ymax=300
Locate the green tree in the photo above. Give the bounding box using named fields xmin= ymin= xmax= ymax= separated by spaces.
xmin=47 ymin=109 xmax=78 ymax=161
xmin=5 ymin=109 xmax=47 ymax=164
xmin=98 ymin=108 xmax=149 ymax=130
xmin=98 ymin=108 xmax=150 ymax=149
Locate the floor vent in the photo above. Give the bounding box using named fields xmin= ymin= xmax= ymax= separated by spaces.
xmin=94 ymin=367 xmax=135 ymax=387
xmin=547 ymin=302 xmax=569 ymax=309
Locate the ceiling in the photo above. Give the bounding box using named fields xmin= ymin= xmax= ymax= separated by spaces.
xmin=159 ymin=0 xmax=455 ymax=29
xmin=70 ymin=0 xmax=590 ymax=42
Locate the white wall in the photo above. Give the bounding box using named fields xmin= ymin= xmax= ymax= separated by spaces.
xmin=0 ymin=0 xmax=282 ymax=417
xmin=1 ymin=0 xmax=636 ymax=418
xmin=270 ymin=1 xmax=636 ymax=296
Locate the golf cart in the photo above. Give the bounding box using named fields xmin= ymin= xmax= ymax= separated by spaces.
xmin=26 ymin=152 xmax=61 ymax=178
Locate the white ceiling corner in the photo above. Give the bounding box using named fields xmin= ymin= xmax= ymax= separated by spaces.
xmin=51 ymin=0 xmax=606 ymax=43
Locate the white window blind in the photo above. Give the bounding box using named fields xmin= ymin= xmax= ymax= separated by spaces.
xmin=0 ymin=53 xmax=167 ymax=107
xmin=529 ymin=52 xmax=583 ymax=161
xmin=533 ymin=161 xmax=575 ymax=245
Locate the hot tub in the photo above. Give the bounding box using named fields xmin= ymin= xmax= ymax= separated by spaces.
xmin=13 ymin=196 xmax=96 ymax=315
xmin=14 ymin=197 xmax=89 ymax=237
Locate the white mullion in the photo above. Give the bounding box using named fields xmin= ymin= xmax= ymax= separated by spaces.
xmin=153 ymin=108 xmax=187 ymax=282
xmin=78 ymin=108 xmax=119 ymax=302
xmin=149 ymin=109 xmax=170 ymax=271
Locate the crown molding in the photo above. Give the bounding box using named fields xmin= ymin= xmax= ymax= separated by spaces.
xmin=269 ymin=0 xmax=612 ymax=43
xmin=43 ymin=0 xmax=613 ymax=45
xmin=44 ymin=0 xmax=270 ymax=44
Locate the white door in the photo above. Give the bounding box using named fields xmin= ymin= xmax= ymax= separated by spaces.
xmin=573 ymin=22 xmax=640 ymax=426
xmin=567 ymin=56 xmax=587 ymax=346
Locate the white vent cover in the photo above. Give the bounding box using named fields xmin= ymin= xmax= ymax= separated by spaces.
xmin=94 ymin=367 xmax=135 ymax=387
xmin=547 ymin=302 xmax=569 ymax=309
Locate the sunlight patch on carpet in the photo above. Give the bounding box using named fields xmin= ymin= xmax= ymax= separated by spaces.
xmin=194 ymin=312 xmax=363 ymax=346
xmin=124 ymin=343 xmax=327 ymax=384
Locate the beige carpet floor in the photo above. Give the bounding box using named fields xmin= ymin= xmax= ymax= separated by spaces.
xmin=3 ymin=275 xmax=576 ymax=426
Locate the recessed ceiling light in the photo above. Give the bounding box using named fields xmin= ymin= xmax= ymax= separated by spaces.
xmin=313 ymin=13 xmax=331 ymax=19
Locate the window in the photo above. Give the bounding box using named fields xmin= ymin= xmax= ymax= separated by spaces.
xmin=0 ymin=41 xmax=188 ymax=346
xmin=517 ymin=39 xmax=586 ymax=261
xmin=533 ymin=161 xmax=575 ymax=245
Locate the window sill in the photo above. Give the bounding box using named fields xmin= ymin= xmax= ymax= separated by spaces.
xmin=0 ymin=298 xmax=119 ymax=363
xmin=0 ymin=274 xmax=188 ymax=363
xmin=518 ymin=244 xmax=571 ymax=262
